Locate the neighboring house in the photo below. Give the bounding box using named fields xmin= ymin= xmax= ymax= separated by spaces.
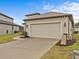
xmin=74 ymin=27 xmax=79 ymax=33
xmin=22 ymin=23 xmax=26 ymax=32
xmin=13 ymin=24 xmax=24 ymax=33
xmin=24 ymin=12 xmax=74 ymax=41
xmin=0 ymin=13 xmax=22 ymax=35
xmin=0 ymin=13 xmax=14 ymax=35
xmin=74 ymin=24 xmax=79 ymax=33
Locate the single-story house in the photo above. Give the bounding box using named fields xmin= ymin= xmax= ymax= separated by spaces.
xmin=13 ymin=24 xmax=24 ymax=33
xmin=24 ymin=12 xmax=74 ymax=44
xmin=13 ymin=23 xmax=24 ymax=33
xmin=0 ymin=13 xmax=23 ymax=35
xmin=74 ymin=26 xmax=79 ymax=33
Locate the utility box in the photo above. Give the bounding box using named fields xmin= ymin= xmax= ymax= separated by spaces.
xmin=61 ymin=33 xmax=67 ymax=45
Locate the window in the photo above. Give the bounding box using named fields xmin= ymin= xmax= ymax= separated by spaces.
xmin=26 ymin=25 xmax=28 ymax=28
xmin=64 ymin=22 xmax=66 ymax=27
xmin=6 ymin=30 xmax=8 ymax=34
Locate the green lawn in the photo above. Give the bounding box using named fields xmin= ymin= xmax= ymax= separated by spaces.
xmin=40 ymin=34 xmax=79 ymax=59
xmin=66 ymin=34 xmax=79 ymax=51
xmin=74 ymin=34 xmax=79 ymax=39
xmin=0 ymin=33 xmax=21 ymax=44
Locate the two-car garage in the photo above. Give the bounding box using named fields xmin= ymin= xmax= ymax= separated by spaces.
xmin=30 ymin=22 xmax=61 ymax=39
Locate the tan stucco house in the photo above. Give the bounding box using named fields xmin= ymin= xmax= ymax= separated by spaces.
xmin=24 ymin=12 xmax=74 ymax=44
xmin=0 ymin=13 xmax=22 ymax=35
xmin=13 ymin=24 xmax=24 ymax=33
xmin=74 ymin=25 xmax=79 ymax=33
xmin=0 ymin=13 xmax=14 ymax=35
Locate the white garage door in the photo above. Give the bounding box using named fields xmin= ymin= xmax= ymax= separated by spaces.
xmin=30 ymin=22 xmax=61 ymax=39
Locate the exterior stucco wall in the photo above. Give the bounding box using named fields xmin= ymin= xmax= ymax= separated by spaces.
xmin=0 ymin=24 xmax=12 ymax=35
xmin=69 ymin=19 xmax=73 ymax=39
xmin=25 ymin=17 xmax=71 ymax=39
xmin=23 ymin=23 xmax=26 ymax=32
xmin=62 ymin=17 xmax=68 ymax=34
xmin=0 ymin=15 xmax=12 ymax=22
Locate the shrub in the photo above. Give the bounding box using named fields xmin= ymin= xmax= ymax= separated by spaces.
xmin=22 ymin=31 xmax=29 ymax=37
xmin=0 ymin=33 xmax=21 ymax=43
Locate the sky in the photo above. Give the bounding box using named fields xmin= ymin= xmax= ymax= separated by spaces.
xmin=0 ymin=0 xmax=79 ymax=25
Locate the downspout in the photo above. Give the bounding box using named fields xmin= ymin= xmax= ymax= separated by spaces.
xmin=12 ymin=19 xmax=14 ymax=34
xmin=68 ymin=17 xmax=70 ymax=40
xmin=25 ymin=22 xmax=26 ymax=32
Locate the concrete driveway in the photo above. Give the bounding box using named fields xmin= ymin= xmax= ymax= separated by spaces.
xmin=0 ymin=37 xmax=59 ymax=59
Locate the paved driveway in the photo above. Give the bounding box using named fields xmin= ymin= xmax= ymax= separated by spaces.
xmin=0 ymin=37 xmax=59 ymax=59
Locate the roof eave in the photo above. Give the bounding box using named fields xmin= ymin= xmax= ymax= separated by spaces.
xmin=25 ymin=14 xmax=72 ymax=21
xmin=0 ymin=13 xmax=14 ymax=20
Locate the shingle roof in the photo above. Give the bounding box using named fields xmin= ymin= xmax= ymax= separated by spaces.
xmin=24 ymin=12 xmax=72 ymax=21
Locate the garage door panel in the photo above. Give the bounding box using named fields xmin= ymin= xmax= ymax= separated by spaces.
xmin=30 ymin=23 xmax=61 ymax=38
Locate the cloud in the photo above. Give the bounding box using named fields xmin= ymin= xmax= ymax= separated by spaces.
xmin=43 ymin=2 xmax=79 ymax=23
xmin=43 ymin=4 xmax=54 ymax=10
